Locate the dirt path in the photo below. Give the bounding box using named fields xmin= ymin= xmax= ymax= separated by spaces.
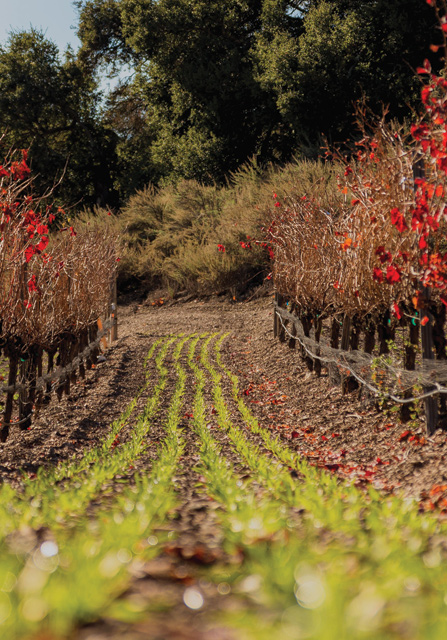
xmin=2 ymin=295 xmax=447 ymax=638
xmin=3 ymin=295 xmax=447 ymax=500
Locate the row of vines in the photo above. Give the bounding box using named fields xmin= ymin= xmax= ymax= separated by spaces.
xmin=265 ymin=0 xmax=447 ymax=432
xmin=0 ymin=143 xmax=119 ymax=441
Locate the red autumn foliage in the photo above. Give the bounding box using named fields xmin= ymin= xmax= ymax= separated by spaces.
xmin=217 ymin=1 xmax=447 ymax=328
xmin=0 ymin=142 xmax=119 ymax=350
xmin=385 ymin=264 xmax=401 ymax=284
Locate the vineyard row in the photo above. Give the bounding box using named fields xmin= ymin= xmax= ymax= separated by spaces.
xmin=273 ymin=293 xmax=447 ymax=435
xmin=0 ymin=302 xmax=118 ymax=442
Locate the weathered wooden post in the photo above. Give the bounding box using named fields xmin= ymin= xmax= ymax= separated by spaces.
xmin=340 ymin=314 xmax=351 ymax=393
xmin=413 ymin=157 xmax=439 ymax=435
xmin=111 ymin=278 xmax=118 ymax=342
xmin=45 ymin=348 xmax=56 ymax=403
xmin=1 ymin=345 xmax=18 ymax=442
xmin=420 ymin=290 xmax=438 ymax=435
xmin=378 ymin=310 xmax=393 ymax=355
xmin=89 ymin=322 xmax=100 ymax=366
xmin=328 ymin=316 xmax=341 ymax=384
xmin=288 ymin=319 xmax=297 ymax=350
xmin=401 ymin=316 xmax=419 ymax=423
xmin=67 ymin=334 xmax=79 ymax=388
xmin=301 ymin=313 xmax=314 ymax=372
xmin=432 ymin=303 xmax=446 ymax=417
xmin=364 ymin=317 xmax=375 ymax=355
xmin=273 ymin=292 xmax=279 ymax=338
xmin=19 ymin=347 xmax=38 ymax=430
xmin=350 ymin=316 xmax=361 ymax=351
xmin=277 ymin=295 xmax=286 ymax=343
xmin=314 ymin=314 xmax=323 ymax=377
xmin=56 ymin=338 xmax=68 ymax=401
xmin=79 ymin=329 xmax=88 ymax=379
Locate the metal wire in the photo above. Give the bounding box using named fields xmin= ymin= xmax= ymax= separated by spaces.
xmin=0 ymin=318 xmax=115 ymax=396
xmin=275 ymin=304 xmax=447 ymax=404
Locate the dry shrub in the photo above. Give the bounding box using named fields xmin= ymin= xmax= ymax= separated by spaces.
xmin=115 ymin=158 xmax=340 ymax=296
xmin=117 ymin=172 xmax=268 ymax=294
xmin=267 ymin=119 xmax=424 ymax=319
xmin=335 ymin=123 xmax=419 ymax=316
xmin=262 ymin=159 xmax=347 ymax=314
xmin=0 ymin=149 xmax=119 ymax=350
xmin=17 ymin=230 xmax=118 ymax=349
xmin=270 ymin=197 xmax=344 ymax=313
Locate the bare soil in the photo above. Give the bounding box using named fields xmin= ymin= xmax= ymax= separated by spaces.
xmin=2 ymin=292 xmax=447 ymax=638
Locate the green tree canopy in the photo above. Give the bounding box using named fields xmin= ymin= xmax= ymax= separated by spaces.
xmin=77 ymin=0 xmax=287 ymax=183
xmin=102 ymin=81 xmax=154 ymax=200
xmin=76 ymin=0 xmax=441 ymax=186
xmin=0 ymin=29 xmax=118 ymax=206
xmin=254 ymin=0 xmax=441 ymax=146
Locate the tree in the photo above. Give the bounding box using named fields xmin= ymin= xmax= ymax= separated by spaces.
xmin=102 ymin=81 xmax=155 ymax=200
xmin=254 ymin=0 xmax=441 ymax=149
xmin=77 ymin=0 xmax=280 ymax=183
xmin=76 ymin=0 xmax=442 ymax=186
xmin=0 ymin=29 xmax=118 ymax=207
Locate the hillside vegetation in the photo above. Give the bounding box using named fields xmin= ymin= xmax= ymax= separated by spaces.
xmin=92 ymin=158 xmax=341 ymax=297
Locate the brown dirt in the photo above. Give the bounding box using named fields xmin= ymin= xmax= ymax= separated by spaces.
xmin=2 ymin=292 xmax=447 ymax=638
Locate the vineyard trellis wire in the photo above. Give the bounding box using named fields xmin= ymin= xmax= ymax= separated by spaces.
xmin=0 ymin=317 xmax=116 ymax=398
xmin=0 ymin=144 xmax=121 ymax=441
xmin=273 ymin=295 xmax=447 ymax=434
xmin=0 ymin=282 xmax=119 ymax=441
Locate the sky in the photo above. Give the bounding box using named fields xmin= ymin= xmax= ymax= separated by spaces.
xmin=0 ymin=0 xmax=129 ymax=92
xmin=0 ymin=0 xmax=81 ymax=52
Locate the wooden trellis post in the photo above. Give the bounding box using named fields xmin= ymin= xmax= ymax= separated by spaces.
xmin=273 ymin=292 xmax=279 ymax=338
xmin=414 ymin=158 xmax=439 ymax=435
xmin=340 ymin=314 xmax=351 ymax=393
xmin=278 ymin=295 xmax=286 ymax=343
xmin=18 ymin=348 xmax=38 ymax=431
xmin=327 ymin=316 xmax=341 ymax=384
xmin=401 ymin=317 xmax=419 ymax=423
xmin=421 ymin=291 xmax=438 ymax=435
xmin=433 ymin=303 xmax=447 ymax=416
xmin=111 ymin=278 xmax=118 ymax=342
xmin=1 ymin=346 xmax=18 ymax=443
xmin=300 ymin=313 xmax=314 ymax=372
xmin=314 ymin=314 xmax=323 ymax=377
xmin=288 ymin=320 xmax=297 ymax=350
